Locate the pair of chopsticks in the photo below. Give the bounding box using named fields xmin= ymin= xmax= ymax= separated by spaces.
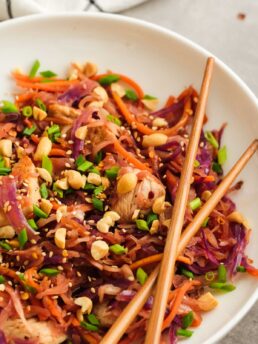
xmin=101 ymin=57 xmax=258 ymax=344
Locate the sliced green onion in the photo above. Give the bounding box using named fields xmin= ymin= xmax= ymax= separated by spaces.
xmin=18 ymin=228 xmax=28 ymax=249
xmin=181 ymin=268 xmax=194 ymax=279
xmin=81 ymin=321 xmax=99 ymax=332
xmin=92 ymin=197 xmax=104 ymax=211
xmin=105 ymin=166 xmax=120 ymax=180
xmin=0 ymin=167 xmax=11 ymax=175
xmin=0 ymin=100 xmax=18 ymax=113
xmin=194 ymin=159 xmax=200 ymax=168
xmin=109 ymin=244 xmax=127 ymax=255
xmin=40 ymin=183 xmax=48 ymax=199
xmin=143 ymin=94 xmax=157 ymax=100
xmin=0 ymin=241 xmax=12 ymax=251
xmin=23 ymin=125 xmax=37 ymax=136
xmin=237 ymin=266 xmax=246 ymax=273
xmin=33 ymin=205 xmax=48 ymax=219
xmin=94 ymin=185 xmax=104 ymax=196
xmin=29 ymin=59 xmax=40 ymax=78
xmin=176 ymin=329 xmax=193 ymax=338
xmin=40 ymin=70 xmax=57 ymax=78
xmin=17 ymin=272 xmax=25 ymax=281
xmin=53 ymin=183 xmax=63 ymax=198
xmin=84 ymin=183 xmax=96 ymax=191
xmin=135 ymin=219 xmax=149 ymax=231
xmin=218 ymin=145 xmax=227 ymax=165
xmin=76 ymin=154 xmax=85 ymax=167
xmin=106 ymin=114 xmax=122 ymax=126
xmin=77 ymin=160 xmax=93 ymax=172
xmin=0 ymin=156 xmax=5 ymax=168
xmin=47 ymin=124 xmax=60 ymax=134
xmin=146 ymin=213 xmax=158 ymax=227
xmin=35 ymin=98 xmax=46 ymax=112
xmin=42 ymin=155 xmax=53 ymax=175
xmin=205 ymin=271 xmax=215 ymax=282
xmin=218 ymin=263 xmax=227 ymax=283
xmin=204 ymin=131 xmax=219 ymax=149
xmin=28 ymin=218 xmax=38 ymax=231
xmin=189 ymin=197 xmax=202 ymax=211
xmin=125 ymin=89 xmax=138 ymax=101
xmin=0 ymin=275 xmax=5 ymax=284
xmin=22 ymin=106 xmax=33 ymax=117
xmin=94 ymin=151 xmax=103 ymax=164
xmin=210 ymin=282 xmax=236 ymax=292
xmin=39 ymin=268 xmax=60 ymax=276
xmin=24 ymin=284 xmax=36 ymax=293
xmin=136 ymin=267 xmax=148 ymax=285
xmin=87 ymin=314 xmax=100 ymax=326
xmin=182 ymin=311 xmax=194 ymax=329
xmin=212 ymin=162 xmax=223 ymax=174
xmin=202 ymin=217 xmax=209 ymax=228
xmin=99 ymin=74 xmax=120 ymax=86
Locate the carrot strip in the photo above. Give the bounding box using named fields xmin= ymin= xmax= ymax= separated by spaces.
xmin=165 ymin=95 xmax=175 ymax=107
xmin=31 ymin=134 xmax=40 ymax=144
xmin=113 ymin=139 xmax=152 ymax=172
xmin=130 ymin=253 xmax=191 ymax=270
xmin=49 ymin=148 xmax=67 ymax=157
xmin=24 ymin=117 xmax=32 ymax=128
xmin=24 ymin=267 xmax=41 ymax=292
xmin=162 ymin=280 xmax=201 ymax=331
xmin=112 ymin=90 xmax=191 ymax=136
xmin=84 ymin=334 xmax=99 ymax=344
xmin=191 ymin=311 xmax=202 ymax=327
xmin=15 ymin=92 xmax=37 ymax=104
xmin=12 ymin=71 xmax=65 ymax=83
xmin=16 ymin=79 xmax=79 ymax=92
xmin=94 ymin=73 xmax=144 ymax=98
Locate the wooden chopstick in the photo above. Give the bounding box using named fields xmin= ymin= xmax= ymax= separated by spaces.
xmin=100 ymin=139 xmax=258 ymax=344
xmin=145 ymin=57 xmax=214 ymax=344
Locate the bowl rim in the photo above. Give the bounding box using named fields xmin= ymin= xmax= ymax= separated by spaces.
xmin=0 ymin=12 xmax=258 ymax=344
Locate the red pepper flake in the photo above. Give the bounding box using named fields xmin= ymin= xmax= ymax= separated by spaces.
xmin=237 ymin=13 xmax=246 ymax=20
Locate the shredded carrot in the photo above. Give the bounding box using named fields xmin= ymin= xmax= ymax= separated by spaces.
xmin=15 ymin=92 xmax=36 ymax=104
xmin=165 ymin=95 xmax=175 ymax=107
xmin=246 ymin=267 xmax=258 ymax=277
xmin=43 ymin=296 xmax=64 ymax=324
xmin=130 ymin=253 xmax=191 ymax=270
xmin=31 ymin=134 xmax=40 ymax=144
xmin=83 ymin=334 xmax=99 ymax=344
xmin=24 ymin=117 xmax=33 ymax=128
xmin=24 ymin=267 xmax=41 ymax=292
xmin=50 ymin=201 xmax=61 ymax=210
xmin=71 ymin=317 xmax=80 ymax=327
xmin=195 ymin=175 xmax=215 ymax=183
xmin=15 ymin=79 xmax=79 ymax=93
xmin=12 ymin=71 xmax=59 ymax=83
xmin=191 ymin=311 xmax=202 ymax=327
xmin=113 ymin=139 xmax=152 ymax=172
xmin=162 ymin=280 xmax=201 ymax=331
xmin=49 ymin=148 xmax=67 ymax=157
xmin=94 ymin=73 xmax=144 ymax=98
xmin=112 ymin=90 xmax=191 ymax=136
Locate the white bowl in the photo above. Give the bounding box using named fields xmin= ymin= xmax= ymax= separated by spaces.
xmin=0 ymin=13 xmax=257 ymax=344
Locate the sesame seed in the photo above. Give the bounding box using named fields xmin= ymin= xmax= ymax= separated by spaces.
xmin=49 ymin=251 xmax=53 ymax=258
xmin=90 ymin=287 xmax=96 ymax=293
xmin=77 ymin=271 xmax=82 ymax=277
xmin=57 ymin=265 xmax=64 ymax=271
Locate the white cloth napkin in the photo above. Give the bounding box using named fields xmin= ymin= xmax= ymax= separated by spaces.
xmin=0 ymin=0 xmax=149 ymax=20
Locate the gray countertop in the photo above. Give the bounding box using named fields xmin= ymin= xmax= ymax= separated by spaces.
xmin=124 ymin=1 xmax=258 ymax=343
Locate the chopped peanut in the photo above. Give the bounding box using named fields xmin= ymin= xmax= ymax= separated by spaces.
xmin=96 ymin=218 xmax=110 ymax=233
xmin=55 ymin=178 xmax=69 ymax=190
xmin=65 ymin=170 xmax=86 ymax=189
xmin=111 ymin=83 xmax=126 ymax=98
xmin=93 ymin=86 xmax=108 ymax=103
xmin=152 ymin=196 xmax=165 ymax=214
xmin=0 ymin=225 xmax=15 ymax=239
xmin=87 ymin=172 xmax=102 ymax=186
xmin=54 ymin=227 xmax=66 ymax=249
xmin=33 ymin=106 xmax=47 ymax=121
xmin=56 ymin=205 xmax=67 ymax=223
xmin=34 ymin=137 xmax=52 ymax=161
xmin=197 ymin=292 xmax=218 ymax=311
xmin=91 ymin=240 xmax=109 ymax=261
xmin=75 ymin=126 xmax=88 ymax=140
xmin=150 ymin=219 xmax=160 ymax=235
xmin=142 ymin=133 xmax=168 ymax=147
xmin=83 ymin=62 xmax=98 ymax=78
xmin=36 ymin=167 xmax=52 ymax=184
xmin=152 ymin=118 xmax=168 ymax=127
xmin=202 ymin=190 xmax=212 ymax=201
xmin=40 ymin=199 xmax=53 ymax=215
xmin=104 ymin=211 xmax=120 ymax=222
xmin=0 ymin=139 xmax=12 ymax=157
xmin=75 ymin=296 xmax=93 ymax=314
xmin=117 ymin=173 xmax=137 ymax=194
